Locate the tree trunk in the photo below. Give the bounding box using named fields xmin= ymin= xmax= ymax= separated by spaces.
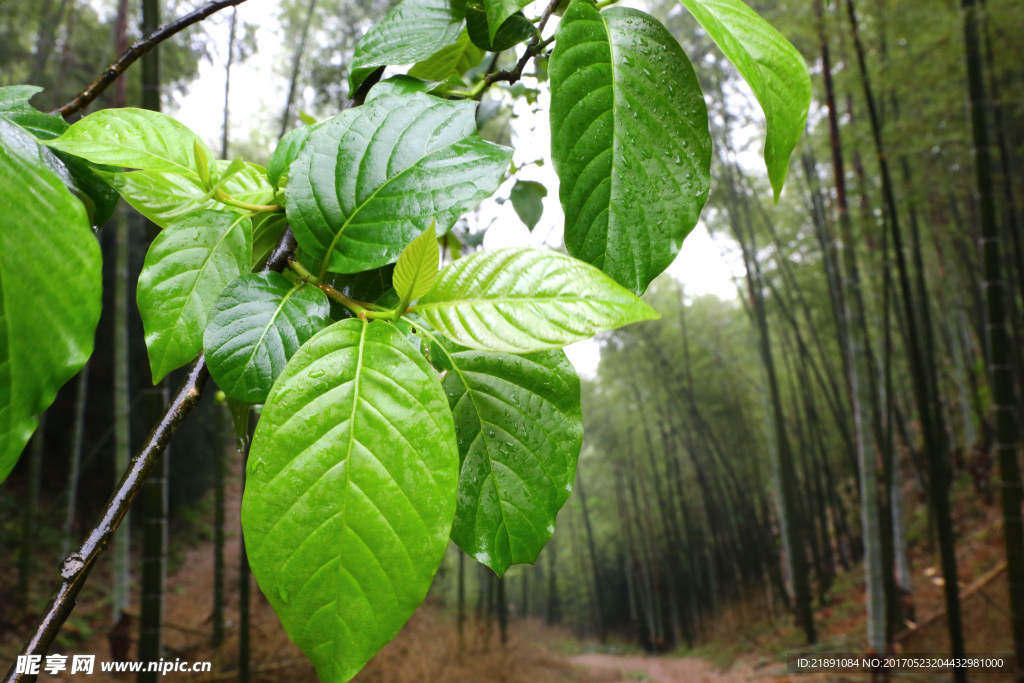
xmin=961 ymin=0 xmax=1024 ymax=674
xmin=110 ymin=0 xmax=131 ymax=626
xmin=136 ymin=1 xmax=166 ymax=674
xmin=726 ymin=164 xmax=816 ymax=644
xmin=212 ymin=404 xmax=228 ymax=649
xmin=576 ymin=472 xmax=607 ymax=643
xmin=817 ymin=0 xmax=885 ymax=650
xmin=18 ymin=414 xmax=46 ymax=612
xmin=61 ymin=365 xmax=89 ymax=559
xmin=845 ymin=0 xmax=966 ymax=665
xmin=222 ymin=7 xmax=237 ymax=159
xmin=546 ymin=533 xmax=560 ymax=625
xmin=279 ymin=0 xmax=319 ymax=141
xmin=457 ymin=548 xmax=465 ymax=650
xmin=497 ymin=576 xmax=508 ymax=646
xmin=229 ymin=401 xmax=252 ymax=683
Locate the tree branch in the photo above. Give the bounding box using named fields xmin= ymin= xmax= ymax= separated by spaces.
xmin=466 ymin=0 xmax=561 ymax=99
xmin=54 ymin=0 xmax=251 ymax=119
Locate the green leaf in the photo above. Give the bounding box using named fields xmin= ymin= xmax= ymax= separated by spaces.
xmin=407 ymin=29 xmax=484 ymax=81
xmin=51 ymin=151 xmax=120 ymax=229
xmin=480 ymin=0 xmax=531 ymax=44
xmin=393 ymin=222 xmax=440 ymax=305
xmin=286 ymin=92 xmax=511 ymax=275
xmin=550 ymin=2 xmax=712 ymax=296
xmin=47 ymin=108 xmax=213 ymax=174
xmin=251 ymin=213 xmax=288 ymax=269
xmin=268 ymin=122 xmax=324 ymax=189
xmin=0 ymin=119 xmax=101 ymax=481
xmin=349 ymin=0 xmax=468 ymax=92
xmin=0 ymin=86 xmax=69 ymax=141
xmin=138 ymin=209 xmax=252 ymax=383
xmin=203 ymin=273 xmax=330 ymax=404
xmin=677 ymin=0 xmax=810 ymax=201
xmin=509 ymin=180 xmax=546 ymax=230
xmin=416 ymin=248 xmax=659 ymax=353
xmin=425 ymin=332 xmax=582 ymax=576
xmin=99 ymin=162 xmax=274 ymax=229
xmin=241 ymin=318 xmax=459 ymax=683
xmin=466 ymin=7 xmax=534 ymax=52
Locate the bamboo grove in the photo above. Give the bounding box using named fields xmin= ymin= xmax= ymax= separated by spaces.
xmin=447 ymin=0 xmax=1024 ymax=666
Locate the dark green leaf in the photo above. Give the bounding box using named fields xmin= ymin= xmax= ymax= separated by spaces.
xmin=407 ymin=29 xmax=484 ymax=81
xmin=466 ymin=7 xmax=535 ymax=51
xmin=480 ymin=0 xmax=531 ymax=44
xmin=138 ymin=209 xmax=252 ymax=383
xmin=0 ymin=86 xmax=68 ymax=140
xmin=51 ymin=151 xmax=120 ymax=228
xmin=509 ymin=179 xmax=546 ymax=230
xmin=416 ymin=248 xmax=660 ymax=353
xmin=323 ymin=266 xmax=396 ymax=320
xmin=426 ymin=333 xmax=582 ymax=576
xmin=203 ymin=273 xmax=330 ymax=404
xmin=0 ymin=119 xmax=101 ymax=481
xmin=251 ymin=213 xmax=288 ymax=269
xmin=268 ymin=121 xmax=324 ymax=189
xmin=349 ymin=0 xmax=468 ymax=92
xmin=550 ymin=2 xmax=712 ymax=295
xmin=286 ymin=92 xmax=511 ymax=274
xmin=241 ymin=318 xmax=459 ymax=683
xmin=677 ymin=0 xmax=811 ymax=201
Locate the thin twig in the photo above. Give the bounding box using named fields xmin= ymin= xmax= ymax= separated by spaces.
xmin=54 ymin=0 xmax=250 ymax=119
xmin=470 ymin=0 xmax=561 ymax=99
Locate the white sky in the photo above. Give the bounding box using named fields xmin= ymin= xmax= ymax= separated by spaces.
xmin=172 ymin=0 xmax=753 ymax=377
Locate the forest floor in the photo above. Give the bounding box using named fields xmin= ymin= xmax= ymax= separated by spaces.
xmin=0 ymin=449 xmax=1012 ymax=682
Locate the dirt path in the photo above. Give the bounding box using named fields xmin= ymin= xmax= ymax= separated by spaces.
xmin=570 ymin=653 xmax=766 ymax=683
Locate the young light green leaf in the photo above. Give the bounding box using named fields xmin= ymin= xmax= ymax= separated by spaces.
xmin=509 ymin=180 xmax=546 ymax=231
xmin=416 ymin=248 xmax=659 ymax=353
xmin=481 ymin=0 xmax=532 ymax=44
xmin=550 ymin=2 xmax=712 ymax=296
xmin=466 ymin=7 xmax=534 ymax=51
xmin=47 ymin=108 xmax=212 ymax=174
xmin=138 ymin=210 xmax=252 ymax=383
xmin=424 ymin=332 xmax=582 ymax=577
xmin=195 ymin=140 xmax=212 ymax=188
xmin=407 ymin=29 xmax=484 ymax=81
xmin=349 ymin=0 xmax=467 ymax=92
xmin=241 ymin=318 xmax=459 ymax=683
xmin=677 ymin=0 xmax=811 ymax=201
xmin=99 ymin=163 xmax=274 ymax=229
xmin=203 ymin=273 xmax=330 ymax=404
xmin=0 ymin=119 xmax=101 ymax=482
xmin=286 ymin=92 xmax=511 ymax=275
xmin=393 ymin=222 xmax=440 ymax=306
